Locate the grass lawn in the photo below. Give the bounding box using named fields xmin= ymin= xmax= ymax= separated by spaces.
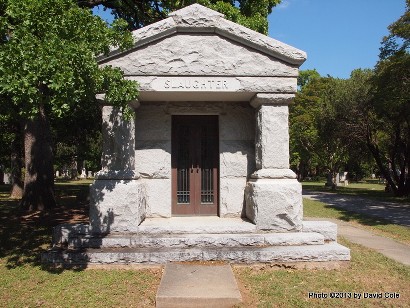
xmin=235 ymin=238 xmax=410 ymax=307
xmin=302 ymin=181 xmax=410 ymax=203
xmin=0 ymin=182 xmax=409 ymax=307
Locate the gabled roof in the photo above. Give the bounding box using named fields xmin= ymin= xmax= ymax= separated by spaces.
xmin=100 ymin=4 xmax=306 ymax=66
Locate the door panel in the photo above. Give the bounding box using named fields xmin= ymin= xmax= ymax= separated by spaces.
xmin=172 ymin=116 xmax=218 ymax=216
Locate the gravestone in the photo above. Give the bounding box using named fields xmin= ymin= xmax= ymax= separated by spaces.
xmin=3 ymin=173 xmax=10 ymax=185
xmin=80 ymin=168 xmax=87 ymax=179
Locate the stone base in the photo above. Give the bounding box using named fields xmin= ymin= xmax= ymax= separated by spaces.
xmin=89 ymin=179 xmax=146 ymax=233
xmin=245 ymin=178 xmax=303 ymax=231
xmin=43 ymin=219 xmax=350 ymax=266
xmin=42 ymin=243 xmax=350 ymax=265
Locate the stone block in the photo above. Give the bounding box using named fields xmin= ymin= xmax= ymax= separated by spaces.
xmin=135 ymin=104 xmax=171 ymax=140
xmin=89 ymin=179 xmax=146 ymax=233
xmin=101 ymin=106 xmax=135 ymax=171
xmin=142 ymin=179 xmax=172 ymax=217
xmin=135 ymin=142 xmax=171 ymax=179
xmin=219 ymin=141 xmax=255 ymax=178
xmin=219 ymin=178 xmax=247 ymax=217
xmin=302 ymin=221 xmax=338 ymax=242
xmin=255 ymin=105 xmax=290 ymax=169
xmin=52 ymin=223 xmax=90 ymax=247
xmin=219 ymin=103 xmax=254 ymax=141
xmin=245 ymin=178 xmax=303 ymax=231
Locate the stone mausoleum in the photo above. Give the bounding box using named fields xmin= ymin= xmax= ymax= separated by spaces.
xmin=45 ymin=4 xmax=350 ymax=265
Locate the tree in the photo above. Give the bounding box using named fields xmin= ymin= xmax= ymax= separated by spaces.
xmin=370 ymin=0 xmax=410 ymax=196
xmin=291 ymin=71 xmax=351 ymax=184
xmin=78 ymin=0 xmax=281 ymax=34
xmin=0 ymin=0 xmax=138 ymax=211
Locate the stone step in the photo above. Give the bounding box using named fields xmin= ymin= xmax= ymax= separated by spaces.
xmin=52 ymin=220 xmax=338 ymax=247
xmin=68 ymin=232 xmax=325 ymax=249
xmin=42 ymin=242 xmax=350 ymax=265
xmin=138 ymin=217 xmax=258 ymax=234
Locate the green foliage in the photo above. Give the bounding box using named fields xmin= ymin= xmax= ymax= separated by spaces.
xmin=81 ymin=0 xmax=281 ymax=34
xmin=370 ymin=2 xmax=410 ymax=196
xmin=291 ymin=73 xmax=346 ymax=178
xmin=0 ymin=0 xmax=138 ymax=120
xmin=379 ymin=0 xmax=409 ymax=60
xmin=290 ymin=70 xmax=378 ymax=181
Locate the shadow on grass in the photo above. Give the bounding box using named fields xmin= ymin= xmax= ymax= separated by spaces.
xmin=303 ymin=187 xmax=410 ymax=227
xmin=302 ymin=183 xmax=410 ymax=203
xmin=0 ymin=184 xmax=89 ymax=271
xmin=322 ymin=203 xmax=395 ymax=227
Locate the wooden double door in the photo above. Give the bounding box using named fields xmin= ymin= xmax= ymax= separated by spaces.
xmin=172 ymin=115 xmax=219 ymax=215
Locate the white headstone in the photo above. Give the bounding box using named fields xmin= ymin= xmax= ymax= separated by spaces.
xmin=80 ymin=168 xmax=87 ymax=179
xmin=56 ymin=170 xmax=60 ymax=177
xmin=88 ymin=171 xmax=93 ymax=178
xmin=3 ymin=173 xmax=10 ymax=184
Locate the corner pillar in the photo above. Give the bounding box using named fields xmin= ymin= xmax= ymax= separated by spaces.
xmin=89 ymin=96 xmax=146 ymax=234
xmin=245 ymin=94 xmax=302 ymax=231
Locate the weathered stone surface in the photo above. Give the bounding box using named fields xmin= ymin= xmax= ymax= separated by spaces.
xmin=202 ymin=243 xmax=350 ymax=263
xmin=135 ymin=143 xmax=171 ymax=179
xmin=52 ymin=223 xmax=90 ymax=247
xmin=245 ymin=179 xmax=303 ymax=231
xmin=303 ymin=221 xmax=338 ymax=242
xmin=89 ymin=180 xmax=146 ymax=233
xmin=135 ymin=103 xmax=171 ymax=140
xmin=264 ymin=232 xmax=324 ymax=246
xmin=169 ymin=3 xmax=224 ymax=27
xmin=250 ymin=93 xmax=295 ymax=108
xmin=101 ymin=4 xmax=306 ymax=67
xmin=219 ymin=103 xmax=254 ymax=141
xmin=251 ymin=168 xmax=296 ymax=179
xmin=141 ymin=179 xmax=171 ymax=217
xmin=42 ymin=242 xmax=350 ymax=265
xmin=69 ymin=232 xmax=325 ymax=249
xmin=214 ymin=18 xmax=306 ymax=65
xmin=220 ymin=141 xmax=254 ymax=178
xmin=219 ymin=178 xmax=247 ymax=217
xmin=101 ymin=106 xmax=135 ymax=171
xmin=255 ymin=104 xmax=290 ymax=169
xmin=139 ymin=217 xmax=256 ymax=234
xmin=102 ymin=34 xmax=298 ymax=77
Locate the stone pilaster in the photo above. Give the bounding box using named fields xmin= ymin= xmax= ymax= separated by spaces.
xmin=90 ymin=96 xmax=146 ymax=234
xmin=99 ymin=98 xmax=139 ymax=172
xmin=245 ymin=93 xmax=303 ymax=231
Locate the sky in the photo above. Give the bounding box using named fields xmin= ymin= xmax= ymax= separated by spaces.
xmin=94 ymin=0 xmax=407 ymax=79
xmin=268 ymin=0 xmax=406 ymax=78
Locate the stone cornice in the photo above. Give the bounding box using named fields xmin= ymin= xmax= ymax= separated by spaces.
xmin=98 ymin=4 xmax=306 ymax=66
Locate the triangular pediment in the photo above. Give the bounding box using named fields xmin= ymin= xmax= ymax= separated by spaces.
xmin=99 ymin=4 xmax=306 ymax=75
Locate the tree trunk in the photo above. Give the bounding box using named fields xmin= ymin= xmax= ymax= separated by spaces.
xmin=9 ymin=121 xmax=23 ymax=199
xmin=20 ymin=104 xmax=56 ymax=211
xmin=367 ymin=141 xmax=399 ymax=196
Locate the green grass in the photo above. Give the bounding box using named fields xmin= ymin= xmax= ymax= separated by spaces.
xmin=0 ymin=184 xmax=161 ymax=307
xmin=1 ymin=182 xmax=409 ymax=307
xmin=304 ymin=198 xmax=410 ymax=245
xmin=235 ymin=238 xmax=410 ymax=307
xmin=0 ymin=265 xmax=161 ymax=307
xmin=302 ymin=181 xmax=410 ymax=203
